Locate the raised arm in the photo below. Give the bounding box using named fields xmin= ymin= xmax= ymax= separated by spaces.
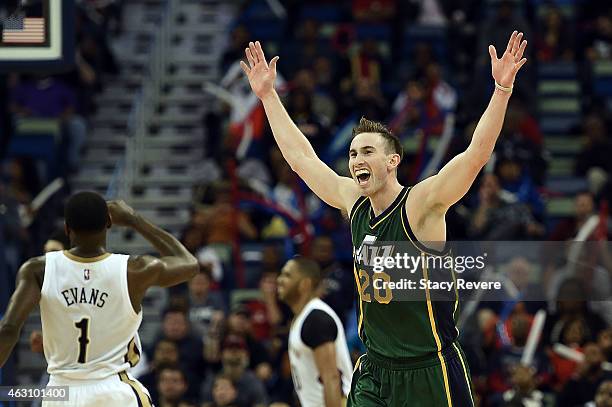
xmin=241 ymin=41 xmax=359 ymax=212
xmin=107 ymin=201 xmax=198 ymax=291
xmin=413 ymin=31 xmax=528 ymax=214
xmin=0 ymin=257 xmax=44 ymax=368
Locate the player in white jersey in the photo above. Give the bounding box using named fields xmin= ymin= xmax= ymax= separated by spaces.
xmin=277 ymin=257 xmax=353 ymax=407
xmin=0 ymin=191 xmax=199 ymax=406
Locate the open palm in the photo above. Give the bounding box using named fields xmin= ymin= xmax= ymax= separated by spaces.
xmin=240 ymin=41 xmax=279 ymax=100
xmin=489 ymin=31 xmax=528 ymax=88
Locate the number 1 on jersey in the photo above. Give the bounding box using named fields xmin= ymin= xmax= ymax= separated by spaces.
xmin=75 ymin=318 xmax=90 ymax=363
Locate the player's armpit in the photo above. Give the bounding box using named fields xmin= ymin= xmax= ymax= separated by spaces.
xmin=0 ymin=256 xmax=44 ymax=368
xmin=313 ymin=342 xmax=343 ymax=407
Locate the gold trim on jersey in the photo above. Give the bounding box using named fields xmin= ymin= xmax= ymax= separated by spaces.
xmin=352 ymin=265 xmax=364 ymax=342
xmin=369 ymin=187 xmax=410 ymax=229
xmin=400 ymin=204 xmax=448 ymax=257
xmin=449 ymin=256 xmax=460 ymax=335
xmin=453 ymin=342 xmax=475 ymax=407
xmin=124 ymin=337 xmax=141 ymax=367
xmin=119 ymin=371 xmax=152 ymax=407
xmin=349 ymin=196 xmax=368 ymax=222
xmin=353 ymin=354 xmax=365 ymax=374
xmin=63 ymin=251 xmax=112 ymax=263
xmin=422 ymin=263 xmax=453 ymax=407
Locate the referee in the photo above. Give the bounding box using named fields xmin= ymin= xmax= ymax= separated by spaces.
xmin=277 ymin=257 xmax=353 ymax=407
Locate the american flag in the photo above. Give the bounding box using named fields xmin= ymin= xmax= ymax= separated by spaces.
xmin=2 ymin=14 xmax=45 ymax=44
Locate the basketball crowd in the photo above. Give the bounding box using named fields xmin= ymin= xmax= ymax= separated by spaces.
xmin=2 ymin=0 xmax=612 ymax=406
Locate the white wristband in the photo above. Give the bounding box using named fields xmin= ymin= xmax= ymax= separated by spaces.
xmin=495 ymin=81 xmax=513 ymax=93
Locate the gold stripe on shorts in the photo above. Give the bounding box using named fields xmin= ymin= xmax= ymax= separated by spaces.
xmin=118 ymin=371 xmax=152 ymax=407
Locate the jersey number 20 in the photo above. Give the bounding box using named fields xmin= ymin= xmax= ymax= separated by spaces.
xmin=75 ymin=318 xmax=90 ymax=363
xmin=358 ymin=269 xmax=392 ymax=304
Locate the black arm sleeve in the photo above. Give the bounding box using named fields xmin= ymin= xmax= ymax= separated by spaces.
xmin=301 ymin=309 xmax=338 ymax=349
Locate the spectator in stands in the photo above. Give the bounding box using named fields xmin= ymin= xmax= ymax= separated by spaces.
xmin=156 ymin=306 xmax=207 ymax=399
xmin=354 ymin=78 xmax=388 ymax=122
xmin=188 ymin=267 xmax=226 ymax=337
xmin=468 ymin=174 xmax=545 ymax=240
xmin=75 ymin=4 xmax=120 ymax=76
xmin=287 ymin=89 xmax=330 ymax=153
xmin=352 ymin=0 xmax=396 ymax=22
xmin=592 ymin=380 xmax=612 ymax=407
xmin=497 ymin=98 xmax=546 ymax=185
xmin=201 ymin=334 xmax=269 ymax=407
xmin=281 ymin=19 xmax=328 ymax=76
xmin=292 ymin=67 xmax=336 ymax=127
xmin=156 ymin=363 xmax=194 ymax=407
xmin=487 ymin=311 xmax=551 ymax=400
xmin=558 ymin=343 xmax=612 ymax=407
xmin=10 ymin=75 xmax=87 ymax=174
xmin=495 ymin=150 xmax=545 ymax=220
xmin=548 ymin=191 xmax=596 ymax=241
xmin=584 ymin=15 xmax=612 ymax=61
xmin=197 ymin=182 xmax=258 ymax=244
xmin=567 ymin=247 xmax=611 ymax=325
xmin=245 ymin=270 xmax=283 ymax=344
xmin=549 ymin=317 xmax=588 ymax=391
xmin=205 ymin=304 xmax=273 ymax=380
xmin=141 ymin=339 xmax=181 ymax=404
xmin=43 ymin=228 xmax=70 ymax=253
xmin=3 ymin=156 xmax=39 ymax=205
xmin=268 ymin=146 xmax=322 ymax=234
xmin=220 ymin=25 xmax=251 ymax=73
xmin=598 ymin=328 xmax=612 ymax=363
xmin=543 ymin=278 xmax=608 ymax=348
xmin=390 ymin=63 xmax=457 ymax=137
xmin=535 ymin=5 xmax=574 ymax=62
xmin=311 ymin=236 xmax=354 ymax=325
xmin=203 ymin=374 xmax=240 ymax=407
xmin=0 ymin=177 xmax=27 ymax=276
xmin=476 ymin=0 xmax=533 ymax=105
xmin=497 ymin=364 xmax=554 ymax=407
xmin=575 ymin=114 xmax=612 ymax=177
xmin=351 ymin=39 xmax=386 ymax=90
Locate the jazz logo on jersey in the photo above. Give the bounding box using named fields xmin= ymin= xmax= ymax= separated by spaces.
xmin=83 ymin=269 xmax=90 ymax=280
xmin=353 ymin=235 xmax=394 ymax=269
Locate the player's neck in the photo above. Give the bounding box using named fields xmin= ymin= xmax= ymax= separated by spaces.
xmin=369 ymin=180 xmax=403 ymax=217
xmin=290 ymin=293 xmax=316 ymax=316
xmin=69 ymin=239 xmax=107 ymax=258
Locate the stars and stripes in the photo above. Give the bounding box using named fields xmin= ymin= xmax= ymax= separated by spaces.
xmin=2 ymin=15 xmax=45 ymax=44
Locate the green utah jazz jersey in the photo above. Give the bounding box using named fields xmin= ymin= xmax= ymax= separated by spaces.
xmin=350 ymin=186 xmax=459 ymax=360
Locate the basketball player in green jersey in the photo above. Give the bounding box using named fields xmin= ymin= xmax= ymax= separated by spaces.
xmin=241 ymin=31 xmax=527 ymax=406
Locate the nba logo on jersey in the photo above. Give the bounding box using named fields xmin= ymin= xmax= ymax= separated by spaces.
xmin=83 ymin=269 xmax=90 ymax=280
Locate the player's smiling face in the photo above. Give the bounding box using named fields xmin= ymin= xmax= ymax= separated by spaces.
xmin=349 ymin=132 xmax=398 ymax=196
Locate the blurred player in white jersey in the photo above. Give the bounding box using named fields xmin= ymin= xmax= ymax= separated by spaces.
xmin=0 ymin=191 xmax=199 ymax=406
xmin=277 ymin=257 xmax=353 ymax=407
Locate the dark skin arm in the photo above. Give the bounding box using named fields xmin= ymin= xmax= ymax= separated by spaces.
xmin=313 ymin=342 xmax=344 ymax=407
xmin=107 ymin=201 xmax=199 ymax=313
xmin=0 ymin=256 xmax=44 ymax=368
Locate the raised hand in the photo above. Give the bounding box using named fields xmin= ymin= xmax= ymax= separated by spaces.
xmin=107 ymin=200 xmax=137 ymax=227
xmin=488 ymin=31 xmax=528 ymax=88
xmin=240 ymin=41 xmax=279 ymax=100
